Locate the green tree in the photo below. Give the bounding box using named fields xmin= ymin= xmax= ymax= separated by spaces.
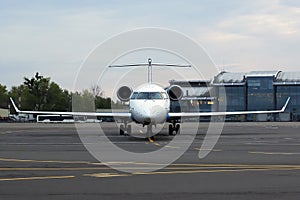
xmin=9 ymin=85 xmax=35 ymax=110
xmin=72 ymin=90 xmax=95 ymax=112
xmin=0 ymin=84 xmax=8 ymax=108
xmin=90 ymin=85 xmax=114 ymax=109
xmin=8 ymin=73 xmax=116 ymax=112
xmin=95 ymin=96 xmax=112 ymax=109
xmin=45 ymin=82 xmax=71 ymax=111
xmin=24 ymin=72 xmax=50 ymax=110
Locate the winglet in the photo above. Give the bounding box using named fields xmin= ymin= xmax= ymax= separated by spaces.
xmin=10 ymin=97 xmax=20 ymax=113
xmin=281 ymin=97 xmax=290 ymax=112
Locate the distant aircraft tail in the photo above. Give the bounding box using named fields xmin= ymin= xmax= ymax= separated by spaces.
xmin=281 ymin=97 xmax=290 ymax=112
xmin=9 ymin=97 xmax=20 ymax=113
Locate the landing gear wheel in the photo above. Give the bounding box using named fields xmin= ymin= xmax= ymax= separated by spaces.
xmin=169 ymin=124 xmax=174 ymax=135
xmin=175 ymin=124 xmax=180 ymax=135
xmin=120 ymin=124 xmax=125 ymax=135
xmin=127 ymin=124 xmax=132 ymax=135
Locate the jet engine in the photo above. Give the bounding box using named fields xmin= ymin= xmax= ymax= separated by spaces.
xmin=166 ymin=85 xmax=183 ymax=101
xmin=117 ymin=86 xmax=133 ymax=102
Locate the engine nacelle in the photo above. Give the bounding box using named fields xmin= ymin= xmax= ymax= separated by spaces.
xmin=117 ymin=86 xmax=133 ymax=102
xmin=166 ymin=85 xmax=183 ymax=101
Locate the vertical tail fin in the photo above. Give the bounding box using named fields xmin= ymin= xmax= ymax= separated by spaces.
xmin=281 ymin=97 xmax=291 ymax=112
xmin=10 ymin=97 xmax=20 ymax=113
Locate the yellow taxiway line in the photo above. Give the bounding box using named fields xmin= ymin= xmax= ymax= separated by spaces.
xmin=1 ymin=164 xmax=300 ymax=171
xmin=83 ymin=173 xmax=130 ymax=178
xmin=1 ymin=157 xmax=300 ymax=180
xmin=0 ymin=157 xmax=93 ymax=165
xmin=0 ymin=175 xmax=75 ymax=182
xmin=2 ymin=157 xmax=300 ymax=169
xmin=148 ymin=138 xmax=154 ymax=143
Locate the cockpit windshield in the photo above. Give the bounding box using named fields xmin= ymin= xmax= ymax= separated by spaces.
xmin=130 ymin=92 xmax=167 ymax=100
xmin=137 ymin=92 xmax=149 ymax=99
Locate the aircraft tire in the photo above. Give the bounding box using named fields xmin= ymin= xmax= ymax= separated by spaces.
xmin=169 ymin=124 xmax=174 ymax=135
xmin=175 ymin=124 xmax=180 ymax=135
xmin=120 ymin=124 xmax=125 ymax=135
xmin=127 ymin=124 xmax=132 ymax=135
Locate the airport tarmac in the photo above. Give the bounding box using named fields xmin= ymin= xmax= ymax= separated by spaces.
xmin=0 ymin=122 xmax=300 ymax=200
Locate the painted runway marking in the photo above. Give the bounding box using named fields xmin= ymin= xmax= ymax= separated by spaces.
xmin=0 ymin=157 xmax=94 ymax=165
xmin=245 ymin=143 xmax=300 ymax=146
xmin=2 ymin=157 xmax=300 ymax=168
xmin=1 ymin=165 xmax=300 ymax=171
xmin=134 ymin=165 xmax=300 ymax=175
xmin=83 ymin=173 xmax=130 ymax=178
xmin=154 ymin=142 xmax=160 ymax=146
xmin=193 ymin=148 xmax=222 ymax=152
xmin=0 ymin=130 xmax=26 ymax=135
xmin=133 ymin=169 xmax=275 ymax=175
xmin=0 ymin=175 xmax=75 ymax=181
xmin=2 ymin=157 xmax=300 ymax=180
xmin=148 ymin=138 xmax=154 ymax=143
xmin=249 ymin=151 xmax=300 ymax=155
xmin=0 ymin=167 xmax=111 ymax=171
xmin=165 ymin=145 xmax=181 ymax=149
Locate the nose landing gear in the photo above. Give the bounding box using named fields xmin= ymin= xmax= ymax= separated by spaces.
xmin=119 ymin=122 xmax=155 ymax=141
xmin=169 ymin=123 xmax=180 ymax=135
xmin=145 ymin=125 xmax=156 ymax=141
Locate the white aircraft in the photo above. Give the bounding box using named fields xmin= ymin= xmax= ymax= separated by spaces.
xmin=10 ymin=58 xmax=290 ymax=139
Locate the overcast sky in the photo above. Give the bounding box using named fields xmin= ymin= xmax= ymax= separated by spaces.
xmin=1 ymin=0 xmax=300 ymax=93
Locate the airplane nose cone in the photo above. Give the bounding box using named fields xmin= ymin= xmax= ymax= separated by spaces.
xmin=142 ymin=105 xmax=165 ymax=125
xmin=143 ymin=110 xmax=153 ymax=125
xmin=143 ymin=110 xmax=151 ymax=124
xmin=144 ymin=117 xmax=151 ymax=125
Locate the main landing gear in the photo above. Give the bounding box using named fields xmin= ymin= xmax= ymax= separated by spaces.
xmin=119 ymin=123 xmax=179 ymax=140
xmin=120 ymin=123 xmax=155 ymax=141
xmin=169 ymin=123 xmax=180 ymax=135
xmin=119 ymin=123 xmax=131 ymax=136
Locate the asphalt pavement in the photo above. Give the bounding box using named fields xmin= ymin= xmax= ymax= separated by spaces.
xmin=0 ymin=122 xmax=300 ymax=200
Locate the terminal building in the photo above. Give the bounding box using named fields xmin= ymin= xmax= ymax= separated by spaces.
xmin=170 ymin=71 xmax=300 ymax=122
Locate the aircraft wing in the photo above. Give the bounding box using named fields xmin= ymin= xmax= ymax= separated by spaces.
xmin=168 ymin=97 xmax=290 ymax=118
xmin=9 ymin=98 xmax=131 ymax=118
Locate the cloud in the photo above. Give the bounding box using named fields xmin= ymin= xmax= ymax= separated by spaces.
xmin=218 ymin=12 xmax=300 ymax=37
xmin=1 ymin=0 xmax=300 ymax=90
xmin=191 ymin=0 xmax=300 ymax=72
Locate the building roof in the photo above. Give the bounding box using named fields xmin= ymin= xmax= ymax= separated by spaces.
xmin=274 ymin=71 xmax=300 ymax=85
xmin=171 ymin=70 xmax=300 ymax=87
xmin=246 ymin=71 xmax=281 ymax=77
xmin=213 ymin=71 xmax=245 ymax=85
xmin=213 ymin=70 xmax=288 ymax=86
xmin=169 ymin=80 xmax=210 ymax=87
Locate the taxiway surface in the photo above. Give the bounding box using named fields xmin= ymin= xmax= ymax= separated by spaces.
xmin=0 ymin=122 xmax=300 ymax=200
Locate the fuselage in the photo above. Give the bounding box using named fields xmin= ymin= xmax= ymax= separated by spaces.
xmin=129 ymin=84 xmax=170 ymax=125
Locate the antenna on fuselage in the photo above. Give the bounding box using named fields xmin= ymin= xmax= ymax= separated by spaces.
xmin=109 ymin=58 xmax=192 ymax=84
xmin=148 ymin=58 xmax=152 ymax=84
